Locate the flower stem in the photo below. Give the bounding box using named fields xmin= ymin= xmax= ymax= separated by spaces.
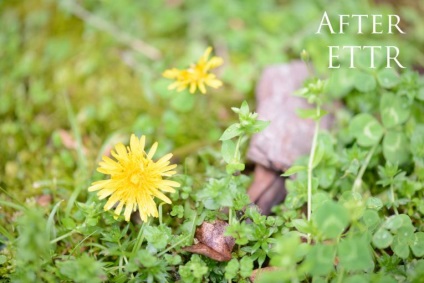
xmin=352 ymin=143 xmax=378 ymax=193
xmin=307 ymin=107 xmax=320 ymax=222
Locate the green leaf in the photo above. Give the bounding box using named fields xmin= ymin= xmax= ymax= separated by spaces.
xmin=304 ymin=244 xmax=335 ymax=276
xmin=392 ymin=235 xmax=410 ymax=258
xmin=220 ymin=123 xmax=242 ymax=141
xmin=239 ymin=101 xmax=250 ymax=116
xmin=281 ymin=165 xmax=306 ymax=177
xmin=326 ymin=68 xmax=355 ymax=98
xmin=411 ymin=232 xmax=424 ymax=257
xmin=225 ymin=258 xmax=239 ymax=280
xmin=417 ymin=87 xmax=424 ymax=101
xmin=383 ymin=214 xmax=413 ymax=232
xmin=62 ymin=217 xmax=76 ymax=230
xmin=349 ymin=113 xmax=383 ymax=147
xmin=344 ymin=275 xmax=369 ymax=283
xmin=383 ymin=131 xmax=410 ymax=165
xmin=221 ymin=140 xmax=236 ymax=163
xmin=354 ymin=72 xmax=376 ymax=92
xmin=239 ymin=257 xmax=254 ymax=278
xmin=312 ymin=144 xmax=325 ymax=168
xmin=366 ymin=197 xmax=383 ymax=210
xmin=362 ymin=209 xmax=381 ymax=232
xmin=297 ymin=108 xmax=328 ymax=120
xmin=372 ymin=228 xmax=393 ymax=249
xmin=0 ymin=255 xmax=6 ymax=265
xmin=314 ymin=202 xmax=349 ymax=239
xmin=377 ymin=69 xmax=400 ymax=89
xmin=226 ymin=162 xmax=245 ymax=175
xmin=252 ymin=119 xmax=270 ymax=133
xmin=315 ymin=166 xmax=336 ymax=189
xmin=292 ymin=219 xmax=313 ymax=234
xmin=338 ymin=236 xmax=374 ymax=272
xmin=380 ymin=92 xmax=410 ymax=128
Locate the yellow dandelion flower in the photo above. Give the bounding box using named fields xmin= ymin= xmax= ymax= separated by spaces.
xmin=162 ymin=47 xmax=224 ymax=94
xmin=88 ymin=134 xmax=180 ymax=222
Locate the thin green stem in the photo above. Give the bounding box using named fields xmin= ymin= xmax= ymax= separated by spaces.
xmin=158 ymin=213 xmax=197 ymax=257
xmin=158 ymin=235 xmax=190 ymax=257
xmin=390 ymin=185 xmax=399 ymax=215
xmin=69 ymin=229 xmax=99 ymax=257
xmin=352 ymin=142 xmax=378 ymax=193
xmin=50 ymin=230 xmax=77 ymax=244
xmin=131 ymin=220 xmax=148 ymax=256
xmin=159 ymin=202 xmax=165 ymax=225
xmin=307 ymin=107 xmax=321 ymax=222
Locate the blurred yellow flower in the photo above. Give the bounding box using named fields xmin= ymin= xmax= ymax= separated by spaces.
xmin=88 ymin=134 xmax=180 ymax=222
xmin=163 ymin=47 xmax=223 ymax=94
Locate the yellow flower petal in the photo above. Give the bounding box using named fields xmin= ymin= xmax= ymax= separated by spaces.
xmin=163 ymin=47 xmax=223 ymax=94
xmin=88 ymin=135 xmax=180 ymax=222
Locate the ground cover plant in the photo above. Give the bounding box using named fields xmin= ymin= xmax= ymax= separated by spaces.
xmin=1 ymin=0 xmax=424 ymax=282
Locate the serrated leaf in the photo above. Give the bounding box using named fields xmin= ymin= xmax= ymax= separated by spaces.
xmin=380 ymin=92 xmax=410 ymax=128
xmin=349 ymin=113 xmax=383 ymax=147
xmin=354 ymin=72 xmax=376 ymax=92
xmin=383 ymin=131 xmax=410 ymax=165
xmin=377 ymin=69 xmax=400 ymax=89
xmin=220 ymin=123 xmax=242 ymax=141
xmin=281 ymin=165 xmax=306 ymax=177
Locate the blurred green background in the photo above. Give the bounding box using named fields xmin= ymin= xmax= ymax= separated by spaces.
xmin=1 ymin=0 xmax=423 ymax=207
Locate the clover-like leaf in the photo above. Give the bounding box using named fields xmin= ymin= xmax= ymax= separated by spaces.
xmin=380 ymin=92 xmax=410 ymax=128
xmin=303 ymin=244 xmax=335 ymax=276
xmin=383 ymin=131 xmax=410 ymax=165
xmin=372 ymin=228 xmax=393 ymax=249
xmin=314 ymin=201 xmax=349 ymax=239
xmin=354 ymin=72 xmax=376 ymax=92
xmin=411 ymin=232 xmax=424 ymax=257
xmin=338 ymin=236 xmax=374 ymax=272
xmin=349 ymin=113 xmax=383 ymax=147
xmin=377 ymin=69 xmax=400 ymax=89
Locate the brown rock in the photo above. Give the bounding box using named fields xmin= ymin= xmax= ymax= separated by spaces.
xmin=247 ymin=61 xmax=333 ymax=214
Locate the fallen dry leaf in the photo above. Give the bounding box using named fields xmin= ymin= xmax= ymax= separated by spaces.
xmin=183 ymin=220 xmax=235 ymax=262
